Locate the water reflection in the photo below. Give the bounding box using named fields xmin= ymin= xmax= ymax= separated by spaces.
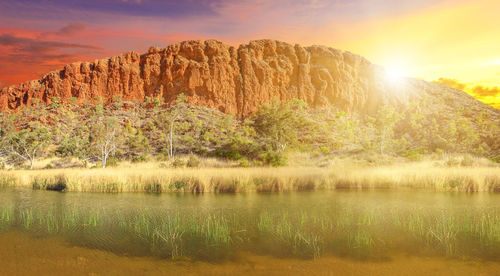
xmin=1 ymin=189 xmax=500 ymax=261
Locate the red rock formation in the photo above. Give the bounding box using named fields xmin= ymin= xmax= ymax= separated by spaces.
xmin=0 ymin=39 xmax=435 ymax=115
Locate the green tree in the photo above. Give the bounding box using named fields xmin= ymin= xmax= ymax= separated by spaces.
xmin=374 ymin=105 xmax=402 ymax=154
xmin=251 ymin=98 xmax=309 ymax=152
xmin=123 ymin=123 xmax=150 ymax=159
xmin=0 ymin=114 xmax=15 ymax=166
xmin=6 ymin=121 xmax=52 ymax=169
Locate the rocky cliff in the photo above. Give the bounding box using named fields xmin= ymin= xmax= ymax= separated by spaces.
xmin=0 ymin=39 xmax=497 ymax=117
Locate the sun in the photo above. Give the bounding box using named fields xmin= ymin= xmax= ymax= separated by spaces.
xmin=383 ymin=63 xmax=409 ymax=84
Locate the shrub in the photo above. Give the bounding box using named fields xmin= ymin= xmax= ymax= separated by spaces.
xmin=169 ymin=180 xmax=186 ymax=191
xmin=403 ymin=149 xmax=423 ymax=161
xmin=44 ymin=163 xmax=53 ymax=170
xmin=32 ymin=174 xmax=67 ymax=191
xmin=319 ymin=146 xmax=331 ymax=155
xmin=238 ymin=158 xmax=250 ymax=168
xmin=253 ymin=159 xmax=264 ymax=166
xmin=106 ymin=157 xmax=119 ymax=167
xmin=259 ymin=151 xmax=287 ymax=167
xmin=172 ymin=158 xmax=186 ymax=168
xmin=156 ymin=151 xmax=170 ymax=161
xmin=490 ymin=155 xmax=500 ymax=164
xmin=214 ymin=149 xmax=242 ymax=160
xmin=187 ymin=155 xmax=201 ymax=168
xmin=445 ymin=157 xmax=460 ymax=167
xmin=461 ymin=155 xmax=474 ymax=167
xmin=132 ymin=155 xmax=148 ymax=163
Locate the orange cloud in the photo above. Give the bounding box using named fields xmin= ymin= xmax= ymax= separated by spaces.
xmin=471 ymin=86 xmax=500 ymax=98
xmin=434 ymin=77 xmax=500 ymax=108
xmin=433 ymin=78 xmax=466 ymax=91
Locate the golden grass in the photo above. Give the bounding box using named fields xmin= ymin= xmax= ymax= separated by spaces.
xmin=0 ymin=160 xmax=499 ymax=193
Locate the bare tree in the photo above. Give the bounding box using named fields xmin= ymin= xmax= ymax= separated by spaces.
xmin=88 ymin=116 xmax=122 ymax=168
xmin=156 ymin=94 xmax=186 ymax=159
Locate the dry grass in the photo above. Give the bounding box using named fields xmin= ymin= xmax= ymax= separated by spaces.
xmin=0 ymin=159 xmax=499 ymax=193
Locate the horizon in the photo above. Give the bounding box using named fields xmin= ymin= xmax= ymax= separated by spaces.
xmin=0 ymin=0 xmax=499 ymax=108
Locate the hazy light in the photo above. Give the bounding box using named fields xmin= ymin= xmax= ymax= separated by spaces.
xmin=383 ymin=63 xmax=409 ymax=85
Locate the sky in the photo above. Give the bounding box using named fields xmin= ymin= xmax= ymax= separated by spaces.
xmin=0 ymin=0 xmax=498 ymax=108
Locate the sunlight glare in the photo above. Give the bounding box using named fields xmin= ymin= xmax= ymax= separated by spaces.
xmin=383 ymin=63 xmax=409 ymax=85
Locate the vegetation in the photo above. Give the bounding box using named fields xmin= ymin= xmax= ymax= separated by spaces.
xmin=0 ymin=95 xmax=498 ymax=170
xmin=2 ymin=197 xmax=500 ymax=260
xmin=0 ymin=161 xmax=499 ymax=193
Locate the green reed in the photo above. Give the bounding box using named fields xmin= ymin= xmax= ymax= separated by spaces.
xmin=1 ymin=204 xmax=500 ymax=260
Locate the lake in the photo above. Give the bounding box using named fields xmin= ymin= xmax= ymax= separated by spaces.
xmin=1 ymin=189 xmax=500 ymax=275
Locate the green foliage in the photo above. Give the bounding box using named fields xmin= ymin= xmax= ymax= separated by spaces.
xmin=131 ymin=155 xmax=149 ymax=163
xmin=238 ymin=158 xmax=250 ymax=168
xmin=172 ymin=158 xmax=186 ymax=168
xmin=123 ymin=124 xmax=150 ymax=159
xmin=258 ymin=151 xmax=287 ymax=167
xmin=106 ymin=156 xmax=119 ymax=167
xmin=490 ymin=155 xmax=500 ymax=164
xmin=86 ymin=115 xmax=122 ymax=168
xmin=251 ymin=98 xmax=310 ymax=152
xmin=186 ymin=155 xmax=201 ymax=168
xmin=0 ymin=94 xmax=497 ymax=168
xmin=6 ymin=121 xmax=52 ymax=169
xmin=49 ymin=97 xmax=61 ymax=109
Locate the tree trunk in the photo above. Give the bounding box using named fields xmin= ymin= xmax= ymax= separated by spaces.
xmin=169 ymin=121 xmax=174 ymax=159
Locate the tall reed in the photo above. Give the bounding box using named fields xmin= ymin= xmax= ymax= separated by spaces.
xmin=0 ymin=164 xmax=498 ymax=193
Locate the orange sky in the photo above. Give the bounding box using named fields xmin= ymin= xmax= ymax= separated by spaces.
xmin=0 ymin=0 xmax=498 ymax=108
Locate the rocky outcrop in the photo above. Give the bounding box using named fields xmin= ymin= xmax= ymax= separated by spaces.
xmin=0 ymin=39 xmax=494 ymax=116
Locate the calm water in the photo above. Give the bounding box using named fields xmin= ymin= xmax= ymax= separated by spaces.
xmin=1 ymin=189 xmax=500 ymax=275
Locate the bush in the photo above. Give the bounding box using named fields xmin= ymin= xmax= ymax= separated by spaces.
xmin=445 ymin=157 xmax=460 ymax=167
xmin=238 ymin=158 xmax=250 ymax=168
xmin=44 ymin=163 xmax=53 ymax=170
xmin=490 ymin=155 xmax=500 ymax=164
xmin=186 ymin=155 xmax=201 ymax=168
xmin=258 ymin=151 xmax=287 ymax=167
xmin=403 ymin=149 xmax=423 ymax=161
xmin=94 ymin=157 xmax=119 ymax=168
xmin=461 ymin=155 xmax=474 ymax=167
xmin=106 ymin=157 xmax=119 ymax=167
xmin=169 ymin=180 xmax=186 ymax=191
xmin=214 ymin=149 xmax=242 ymax=160
xmin=131 ymin=155 xmax=148 ymax=163
xmin=319 ymin=146 xmax=331 ymax=155
xmin=155 ymin=150 xmax=170 ymax=161
xmin=172 ymin=158 xmax=186 ymax=168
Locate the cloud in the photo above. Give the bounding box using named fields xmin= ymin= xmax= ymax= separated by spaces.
xmin=0 ymin=33 xmax=102 ymax=85
xmin=433 ymin=78 xmax=466 ymax=90
xmin=56 ymin=22 xmax=86 ymax=36
xmin=0 ymin=34 xmax=99 ymax=53
xmin=471 ymin=85 xmax=500 ymax=97
xmin=433 ymin=77 xmax=500 ymax=109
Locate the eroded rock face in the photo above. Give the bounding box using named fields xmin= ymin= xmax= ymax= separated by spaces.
xmin=0 ymin=39 xmax=456 ymax=115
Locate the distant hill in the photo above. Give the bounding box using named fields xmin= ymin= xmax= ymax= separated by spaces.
xmin=0 ymin=39 xmax=499 ymax=158
xmin=1 ymin=39 xmax=496 ymax=115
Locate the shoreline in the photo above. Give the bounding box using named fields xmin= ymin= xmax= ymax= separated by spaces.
xmin=1 ymin=162 xmax=499 ymax=193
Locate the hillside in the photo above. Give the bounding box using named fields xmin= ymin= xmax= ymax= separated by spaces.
xmin=0 ymin=39 xmax=499 ymax=169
